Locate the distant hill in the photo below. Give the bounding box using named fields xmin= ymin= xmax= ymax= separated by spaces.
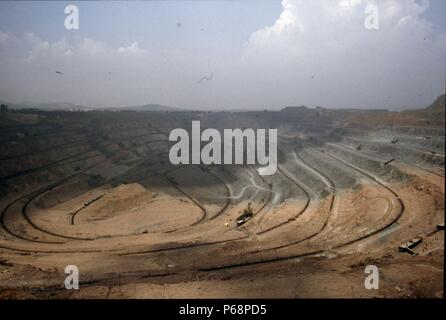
xmin=115 ymin=104 xmax=185 ymax=112
xmin=28 ymin=102 xmax=91 ymax=111
xmin=281 ymin=105 xmax=311 ymax=112
xmin=424 ymin=94 xmax=445 ymax=113
xmin=342 ymin=94 xmax=445 ymax=128
xmin=0 ymin=100 xmax=183 ymax=112
xmin=2 ymin=101 xmax=90 ymax=111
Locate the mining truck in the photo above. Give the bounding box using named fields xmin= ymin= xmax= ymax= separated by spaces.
xmin=236 ymin=202 xmax=254 ymax=226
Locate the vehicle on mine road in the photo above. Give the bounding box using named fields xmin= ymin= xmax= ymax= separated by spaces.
xmin=236 ymin=202 xmax=254 ymax=226
xmin=398 ymin=237 xmax=423 ymax=255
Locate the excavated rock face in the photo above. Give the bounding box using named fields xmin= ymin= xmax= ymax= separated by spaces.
xmin=0 ymin=96 xmax=444 ymax=298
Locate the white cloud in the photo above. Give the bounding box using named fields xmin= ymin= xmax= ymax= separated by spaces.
xmin=241 ymin=0 xmax=446 ymax=108
xmin=50 ymin=38 xmax=74 ymax=57
xmin=0 ymin=31 xmax=12 ymax=45
xmin=75 ymin=37 xmax=110 ymax=56
xmin=117 ymin=42 xmax=146 ymax=56
xmin=22 ymin=34 xmax=148 ymax=61
xmin=25 ymin=33 xmax=50 ymax=61
xmin=246 ymin=0 xmax=434 ymax=54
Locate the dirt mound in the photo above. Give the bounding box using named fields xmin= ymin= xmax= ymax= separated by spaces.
xmin=92 ymin=183 xmax=156 ymax=217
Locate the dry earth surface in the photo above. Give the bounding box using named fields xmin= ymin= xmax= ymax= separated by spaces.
xmin=0 ymin=95 xmax=444 ymax=298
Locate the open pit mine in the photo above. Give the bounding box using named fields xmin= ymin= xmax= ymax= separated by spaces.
xmin=0 ymin=95 xmax=444 ymax=298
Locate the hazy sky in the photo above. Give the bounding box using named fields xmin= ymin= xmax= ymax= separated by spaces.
xmin=0 ymin=0 xmax=445 ymax=110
